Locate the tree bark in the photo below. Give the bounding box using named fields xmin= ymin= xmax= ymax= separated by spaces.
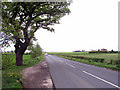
xmin=14 ymin=39 xmax=30 ymax=66
xmin=14 ymin=42 xmax=24 ymax=66
xmin=16 ymin=51 xmax=24 ymax=66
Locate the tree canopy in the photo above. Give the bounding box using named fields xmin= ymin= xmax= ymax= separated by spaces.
xmin=1 ymin=2 xmax=71 ymax=47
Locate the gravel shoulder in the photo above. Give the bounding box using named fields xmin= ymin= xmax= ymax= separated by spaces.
xmin=21 ymin=59 xmax=54 ymax=89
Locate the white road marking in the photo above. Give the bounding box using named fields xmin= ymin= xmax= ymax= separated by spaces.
xmin=83 ymin=71 xmax=120 ymax=88
xmin=66 ymin=63 xmax=76 ymax=68
xmin=58 ymin=60 xmax=63 ymax=63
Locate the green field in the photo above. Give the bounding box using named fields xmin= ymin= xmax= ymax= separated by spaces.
xmin=74 ymin=53 xmax=118 ymax=60
xmin=49 ymin=52 xmax=118 ymax=60
xmin=2 ymin=53 xmax=44 ymax=88
xmin=49 ymin=52 xmax=119 ymax=70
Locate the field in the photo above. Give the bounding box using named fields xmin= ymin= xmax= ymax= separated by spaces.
xmin=49 ymin=52 xmax=119 ymax=70
xmin=49 ymin=52 xmax=118 ymax=61
xmin=2 ymin=53 xmax=44 ymax=88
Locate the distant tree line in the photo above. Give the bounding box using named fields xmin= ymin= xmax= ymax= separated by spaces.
xmin=73 ymin=50 xmax=118 ymax=53
xmin=89 ymin=50 xmax=118 ymax=53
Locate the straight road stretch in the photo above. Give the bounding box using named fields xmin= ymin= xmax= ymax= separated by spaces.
xmin=45 ymin=55 xmax=119 ymax=88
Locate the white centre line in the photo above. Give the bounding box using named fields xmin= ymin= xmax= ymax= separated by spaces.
xmin=83 ymin=71 xmax=120 ymax=88
xmin=66 ymin=63 xmax=76 ymax=68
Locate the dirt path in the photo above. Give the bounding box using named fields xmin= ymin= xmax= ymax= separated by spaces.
xmin=21 ymin=59 xmax=54 ymax=89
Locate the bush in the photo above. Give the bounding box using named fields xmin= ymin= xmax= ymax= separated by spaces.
xmin=36 ymin=57 xmax=40 ymax=60
xmin=2 ymin=54 xmax=15 ymax=70
xmin=30 ymin=43 xmax=42 ymax=58
xmin=100 ymin=59 xmax=104 ymax=63
xmin=59 ymin=54 xmax=105 ymax=63
xmin=114 ymin=60 xmax=120 ymax=65
xmin=89 ymin=51 xmax=108 ymax=53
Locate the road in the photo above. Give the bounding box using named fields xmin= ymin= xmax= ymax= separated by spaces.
xmin=45 ymin=55 xmax=119 ymax=88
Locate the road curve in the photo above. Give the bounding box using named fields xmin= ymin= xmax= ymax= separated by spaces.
xmin=45 ymin=55 xmax=119 ymax=88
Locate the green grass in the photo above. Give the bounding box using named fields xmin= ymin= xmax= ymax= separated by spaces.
xmin=56 ymin=55 xmax=119 ymax=70
xmin=73 ymin=53 xmax=118 ymax=60
xmin=49 ymin=52 xmax=119 ymax=71
xmin=2 ymin=53 xmax=44 ymax=89
xmin=49 ymin=52 xmax=88 ymax=56
xmin=49 ymin=52 xmax=118 ymax=60
xmin=49 ymin=52 xmax=118 ymax=61
xmin=72 ymin=53 xmax=118 ymax=64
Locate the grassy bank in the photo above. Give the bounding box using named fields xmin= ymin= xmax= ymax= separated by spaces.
xmin=2 ymin=53 xmax=44 ymax=89
xmin=49 ymin=52 xmax=119 ymax=71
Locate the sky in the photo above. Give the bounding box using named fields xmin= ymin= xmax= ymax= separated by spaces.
xmin=2 ymin=0 xmax=119 ymax=52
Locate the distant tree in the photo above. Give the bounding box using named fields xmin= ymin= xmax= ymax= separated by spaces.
xmin=28 ymin=43 xmax=42 ymax=58
xmin=111 ymin=49 xmax=114 ymax=53
xmin=82 ymin=50 xmax=85 ymax=52
xmin=1 ymin=2 xmax=71 ymax=66
xmin=111 ymin=49 xmax=114 ymax=52
xmin=7 ymin=51 xmax=10 ymax=53
xmin=11 ymin=50 xmax=14 ymax=53
xmin=73 ymin=50 xmax=81 ymax=52
xmin=98 ymin=49 xmax=100 ymax=51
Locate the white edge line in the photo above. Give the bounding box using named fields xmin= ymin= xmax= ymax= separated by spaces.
xmin=66 ymin=63 xmax=75 ymax=68
xmin=83 ymin=71 xmax=120 ymax=88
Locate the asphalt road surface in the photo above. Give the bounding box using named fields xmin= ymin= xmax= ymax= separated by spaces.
xmin=45 ymin=55 xmax=119 ymax=88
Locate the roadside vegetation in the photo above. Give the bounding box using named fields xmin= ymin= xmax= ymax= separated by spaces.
xmin=48 ymin=52 xmax=120 ymax=71
xmin=1 ymin=2 xmax=71 ymax=89
xmin=2 ymin=44 xmax=44 ymax=88
xmin=2 ymin=2 xmax=71 ymax=66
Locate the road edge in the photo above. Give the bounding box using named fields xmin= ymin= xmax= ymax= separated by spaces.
xmin=45 ymin=56 xmax=56 ymax=90
xmin=21 ymin=57 xmax=55 ymax=89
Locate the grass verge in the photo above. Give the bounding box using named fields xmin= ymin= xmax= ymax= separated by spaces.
xmin=2 ymin=53 xmax=44 ymax=89
xmin=54 ymin=55 xmax=119 ymax=71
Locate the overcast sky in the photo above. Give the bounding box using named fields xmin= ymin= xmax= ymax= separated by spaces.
xmin=3 ymin=0 xmax=119 ymax=52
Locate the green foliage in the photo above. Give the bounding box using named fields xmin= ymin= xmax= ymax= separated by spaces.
xmin=23 ymin=54 xmax=44 ymax=66
xmin=2 ymin=54 xmax=44 ymax=88
xmin=28 ymin=43 xmax=42 ymax=58
xmin=1 ymin=2 xmax=71 ymax=47
xmin=55 ymin=54 xmax=105 ymax=63
xmin=1 ymin=2 xmax=71 ymax=65
xmin=36 ymin=56 xmax=41 ymax=60
xmin=2 ymin=54 xmax=15 ymax=70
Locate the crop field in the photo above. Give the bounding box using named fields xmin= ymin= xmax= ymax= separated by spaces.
xmin=49 ymin=52 xmax=119 ymax=70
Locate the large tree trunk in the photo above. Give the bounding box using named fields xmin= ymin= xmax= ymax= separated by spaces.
xmin=15 ymin=44 xmax=24 ymax=66
xmin=14 ymin=43 xmax=25 ymax=66
xmin=16 ymin=51 xmax=24 ymax=66
xmin=14 ymin=39 xmax=30 ymax=66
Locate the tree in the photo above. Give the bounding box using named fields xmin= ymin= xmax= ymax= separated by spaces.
xmin=1 ymin=2 xmax=71 ymax=66
xmin=28 ymin=43 xmax=42 ymax=58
